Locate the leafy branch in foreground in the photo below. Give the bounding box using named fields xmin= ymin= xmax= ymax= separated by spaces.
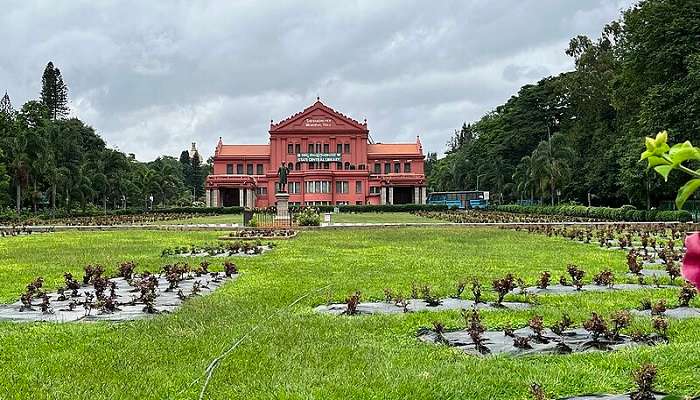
xmin=641 ymin=131 xmax=700 ymax=209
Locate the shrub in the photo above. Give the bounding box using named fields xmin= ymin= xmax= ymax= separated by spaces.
xmin=631 ymin=364 xmax=657 ymax=400
xmin=462 ymin=307 xmax=488 ymax=354
xmin=583 ymin=312 xmax=608 ymax=342
xmin=471 ymin=278 xmax=482 ymax=304
xmin=610 ymin=310 xmax=632 ymax=340
xmin=651 ymin=316 xmax=669 ymax=339
xmin=344 ymin=291 xmax=361 ymax=315
xmin=118 ymin=261 xmax=136 ymax=279
xmin=492 ymin=274 xmax=515 ymax=306
xmin=592 ymin=270 xmax=615 ymax=288
xmin=679 ymin=283 xmax=697 ymax=307
xmin=537 ymin=271 xmax=551 ymax=289
xmin=566 ymin=264 xmax=585 ymax=290
xmin=296 ymin=207 xmax=321 ymax=226
xmin=493 ymin=204 xmax=692 ymax=222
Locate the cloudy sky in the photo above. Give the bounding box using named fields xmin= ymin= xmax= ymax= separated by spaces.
xmin=0 ymin=0 xmax=635 ymax=161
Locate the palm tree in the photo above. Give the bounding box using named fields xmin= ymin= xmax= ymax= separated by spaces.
xmin=6 ymin=133 xmax=30 ymax=213
xmin=530 ymin=133 xmax=575 ymax=205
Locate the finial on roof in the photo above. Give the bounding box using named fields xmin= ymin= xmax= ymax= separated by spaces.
xmin=363 ymin=117 xmax=367 ymax=124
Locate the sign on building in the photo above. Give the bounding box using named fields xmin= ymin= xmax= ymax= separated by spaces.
xmin=296 ymin=153 xmax=342 ymax=162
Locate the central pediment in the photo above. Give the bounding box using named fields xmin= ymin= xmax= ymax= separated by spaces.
xmin=269 ymin=100 xmax=368 ymax=134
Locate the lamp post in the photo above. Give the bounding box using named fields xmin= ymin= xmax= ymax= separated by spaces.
xmin=476 ymin=174 xmax=486 ymax=191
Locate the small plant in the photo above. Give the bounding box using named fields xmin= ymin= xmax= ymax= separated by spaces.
xmin=462 ymin=307 xmax=488 ymax=354
xmin=678 ymin=282 xmax=697 ymax=307
xmin=529 ymin=383 xmax=549 ymax=400
xmin=420 ymin=285 xmax=442 ymax=307
xmin=411 ymin=282 xmax=419 ymax=299
xmin=39 ymin=294 xmax=53 ymax=314
xmin=64 ymin=273 xmax=81 ymax=297
xmin=559 ymin=275 xmax=568 ymax=286
xmin=191 ymin=281 xmax=201 ymax=296
xmin=224 ymin=261 xmax=238 ymax=277
xmin=639 ymin=298 xmax=652 ymax=311
xmin=528 ymin=315 xmax=547 ymax=342
xmin=492 ymin=273 xmax=516 ymax=306
xmin=83 ymin=265 xmax=105 ymax=285
xmin=631 ymin=363 xmax=657 ymax=400
xmin=432 ymin=321 xmax=449 ymax=344
xmin=592 ymin=270 xmax=615 ymax=288
xmin=651 ymin=316 xmax=669 ymax=339
xmin=664 ymin=260 xmax=681 ymax=283
xmin=454 ymin=281 xmax=465 ymax=299
xmin=383 ymin=288 xmax=395 ymax=303
xmin=395 ymin=296 xmax=409 ymax=313
xmin=513 ymin=336 xmax=532 ymax=349
xmin=583 ymin=312 xmax=608 ymax=342
xmin=344 ymin=291 xmax=361 ymax=315
xmin=118 ymin=261 xmax=136 ymax=279
xmin=471 ymin=278 xmax=482 ymax=304
xmin=142 ymin=292 xmax=158 ymax=314
xmin=550 ymin=313 xmax=574 ymax=336
xmin=651 ymin=299 xmax=666 ymax=316
xmin=19 ymin=292 xmax=33 ymax=312
xmin=610 ymin=310 xmax=632 ymax=340
xmin=537 ymin=271 xmax=551 ymax=289
xmin=196 ymin=261 xmax=210 ymax=276
xmin=627 ymin=250 xmax=643 ymax=275
xmin=566 ymin=264 xmax=585 ymax=290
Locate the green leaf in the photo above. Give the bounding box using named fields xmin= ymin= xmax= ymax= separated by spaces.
xmin=654 ymin=130 xmax=668 ymax=147
xmin=646 ymin=156 xmax=671 ymax=168
xmin=654 ymin=165 xmax=674 ymax=181
xmin=645 ymin=137 xmax=656 ymax=152
xmin=676 ymin=178 xmax=700 ymax=210
xmin=668 ymin=141 xmax=700 ymax=165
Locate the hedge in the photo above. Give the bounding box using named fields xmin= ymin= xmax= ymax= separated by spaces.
xmin=0 ymin=206 xmax=244 ymax=224
xmin=290 ymin=204 xmax=449 ymax=213
xmin=494 ymin=204 xmax=693 ymax=222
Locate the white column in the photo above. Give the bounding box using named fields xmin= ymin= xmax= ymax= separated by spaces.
xmin=414 ymin=187 xmax=420 ymax=204
xmin=212 ymin=189 xmax=219 ymax=208
xmin=247 ymin=189 xmax=254 ymax=208
xmin=239 ymin=189 xmax=245 ymax=207
xmin=205 ymin=189 xmax=211 ymax=207
xmin=421 ymin=187 xmax=427 ymax=204
xmin=380 ymin=187 xmax=387 ymax=205
xmin=388 ymin=186 xmax=394 ymax=205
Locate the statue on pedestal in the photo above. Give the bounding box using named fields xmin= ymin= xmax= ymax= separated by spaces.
xmin=277 ymin=163 xmax=289 ymax=193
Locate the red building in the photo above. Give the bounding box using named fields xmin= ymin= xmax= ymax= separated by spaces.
xmin=205 ymin=99 xmax=426 ymax=208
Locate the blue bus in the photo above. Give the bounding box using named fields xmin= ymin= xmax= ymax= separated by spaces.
xmin=426 ymin=191 xmax=490 ymax=209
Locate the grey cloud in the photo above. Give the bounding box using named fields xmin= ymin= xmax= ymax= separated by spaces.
xmin=0 ymin=0 xmax=636 ymax=160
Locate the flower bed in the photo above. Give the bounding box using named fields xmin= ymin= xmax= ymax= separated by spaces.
xmin=314 ymin=297 xmax=530 ymax=315
xmin=0 ymin=261 xmax=239 ymax=322
xmin=219 ymin=228 xmax=296 ymax=240
xmin=161 ymin=241 xmax=274 ymax=257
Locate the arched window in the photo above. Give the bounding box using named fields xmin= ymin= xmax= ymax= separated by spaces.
xmin=295 ymin=162 xmax=301 ymax=171
xmin=344 ymin=162 xmax=350 ymax=170
xmin=287 ymin=162 xmax=293 ymax=171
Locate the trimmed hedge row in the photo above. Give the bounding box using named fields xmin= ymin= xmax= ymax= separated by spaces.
xmin=494 ymin=204 xmax=693 ymax=222
xmin=0 ymin=206 xmax=244 ymax=223
xmin=291 ymin=204 xmax=449 ymax=213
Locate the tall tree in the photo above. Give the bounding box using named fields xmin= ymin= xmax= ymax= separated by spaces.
xmin=40 ymin=62 xmax=69 ymax=120
xmin=0 ymin=92 xmax=13 ymax=115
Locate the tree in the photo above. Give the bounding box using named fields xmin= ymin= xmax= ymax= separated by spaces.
xmin=191 ymin=151 xmax=204 ymax=199
xmin=40 ymin=62 xmax=69 ymax=120
xmin=0 ymin=92 xmax=13 ymax=115
xmin=530 ymin=134 xmax=575 ymax=205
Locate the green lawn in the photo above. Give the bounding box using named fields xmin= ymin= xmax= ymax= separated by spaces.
xmin=329 ymin=211 xmax=434 ymax=223
xmin=0 ymin=227 xmax=698 ymax=399
xmin=152 ymin=214 xmax=244 ymax=225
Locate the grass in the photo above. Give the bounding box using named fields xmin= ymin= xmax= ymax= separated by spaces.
xmin=0 ymin=227 xmax=698 ymax=399
xmin=328 ymin=211 xmax=434 ymax=223
xmin=148 ymin=214 xmax=244 ymax=225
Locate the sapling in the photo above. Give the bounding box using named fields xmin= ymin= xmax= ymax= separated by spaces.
xmin=664 ymin=260 xmax=681 ymax=283
xmin=651 ymin=316 xmax=669 ymax=339
xmin=639 ymin=298 xmax=652 ymax=311
xmin=118 ymin=261 xmax=136 ymax=279
xmin=592 ymin=270 xmax=615 ymax=288
xmin=224 ymin=261 xmax=238 ymax=277
xmin=492 ymin=274 xmax=515 ymax=306
xmin=537 ymin=271 xmax=551 ymax=289
xmin=462 ymin=307 xmax=488 ymax=354
xmin=83 ymin=265 xmax=105 ymax=285
xmin=609 ymin=310 xmax=632 ymax=340
xmin=529 ymin=383 xmax=549 ymax=400
xmin=40 ymin=294 xmax=53 ymax=314
xmin=344 ymin=291 xmax=361 ymax=315
xmin=583 ymin=312 xmax=608 ymax=343
xmin=432 ymin=321 xmax=449 ymax=344
xmin=513 ymin=336 xmax=532 ymax=349
xmin=559 ymin=275 xmax=568 ymax=286
xmin=420 ymin=285 xmax=442 ymax=306
xmin=471 ymin=278 xmax=482 ymax=304
xmin=678 ymin=283 xmax=697 ymax=307
xmin=566 ymin=264 xmax=585 ymax=290
xmin=528 ymin=315 xmax=547 ymax=343
xmin=550 ymin=313 xmax=574 ymax=336
xmin=631 ymin=363 xmax=657 ymax=400
xmin=64 ymin=273 xmax=80 ymax=297
xmin=627 ymin=250 xmax=643 ymax=275
xmin=651 ymin=299 xmax=666 ymax=316
xmin=383 ymin=288 xmax=395 ymax=303
xmin=454 ymin=281 xmax=465 ymax=299
xmin=142 ymin=292 xmax=158 ymax=313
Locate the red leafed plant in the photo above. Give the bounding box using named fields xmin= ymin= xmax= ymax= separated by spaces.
xmin=118 ymin=261 xmax=136 ymax=280
xmin=492 ymin=274 xmax=515 ymax=306
xmin=224 ymin=261 xmax=238 ymax=277
xmin=344 ymin=291 xmax=361 ymax=315
xmin=583 ymin=312 xmax=608 ymax=343
xmin=631 ymin=363 xmax=657 ymax=400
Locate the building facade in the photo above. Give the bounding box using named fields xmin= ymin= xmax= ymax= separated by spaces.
xmin=205 ymin=100 xmax=426 ymax=208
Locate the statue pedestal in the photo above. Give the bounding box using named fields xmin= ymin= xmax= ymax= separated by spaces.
xmin=275 ymin=192 xmax=290 ymax=222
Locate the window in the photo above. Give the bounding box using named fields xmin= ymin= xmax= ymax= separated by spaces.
xmin=315 ymin=143 xmax=321 ymax=153
xmin=404 ymin=162 xmax=411 ymax=173
xmin=247 ymin=164 xmax=254 ymax=175
xmin=237 ymin=164 xmax=243 ymax=174
xmin=323 ymin=162 xmax=329 ymax=169
xmin=308 ymin=144 xmax=314 ymax=153
xmin=337 ymin=144 xmax=342 ymax=153
xmin=344 ymin=143 xmax=350 ymax=153
xmin=374 ymin=163 xmax=381 ymax=174
xmin=256 ymin=187 xmax=268 ymax=195
xmin=309 ymin=162 xmax=317 ymax=169
xmin=394 ymin=162 xmax=400 ymax=173
xmin=295 ymin=162 xmax=301 ymax=171
xmin=336 ymin=181 xmax=349 ymax=194
xmin=336 ymin=201 xmax=349 ymax=206
xmin=305 ymin=181 xmax=330 ymax=193
xmin=336 ymin=162 xmax=342 ymax=170
xmin=355 ymin=181 xmax=362 ymax=193
xmin=295 ymin=144 xmax=301 ymax=154
xmin=358 ymin=164 xmax=365 ymax=170
xmin=287 ymin=144 xmax=293 ymax=154
xmin=356 ymin=201 xmax=363 ymax=205
xmin=226 ymin=164 xmax=233 ymax=175
xmin=289 ymin=182 xmax=300 ymax=194
xmin=344 ymin=162 xmax=350 ymax=170
xmin=257 ymin=164 xmax=264 ymax=175
xmin=384 ymin=163 xmax=391 ymax=174
xmin=370 ymin=186 xmax=381 ymax=194
xmin=287 ymin=162 xmax=293 ymax=171
xmin=323 ymin=143 xmax=329 ymax=153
